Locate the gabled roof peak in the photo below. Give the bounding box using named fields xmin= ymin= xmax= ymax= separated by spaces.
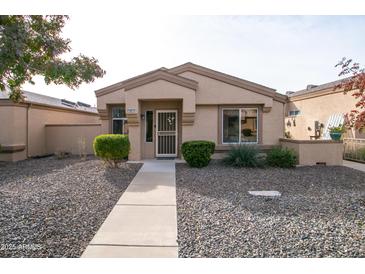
xmin=95 ymin=62 xmax=287 ymax=103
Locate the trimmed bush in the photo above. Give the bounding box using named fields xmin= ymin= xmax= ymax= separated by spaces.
xmin=93 ymin=134 xmax=130 ymax=167
xmin=181 ymin=140 xmax=215 ymax=168
xmin=266 ymin=147 xmax=297 ymax=168
xmin=223 ymin=145 xmax=263 ymax=167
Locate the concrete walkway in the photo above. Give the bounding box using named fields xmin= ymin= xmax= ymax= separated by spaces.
xmin=343 ymin=160 xmax=365 ymax=173
xmin=82 ymin=160 xmax=178 ymax=258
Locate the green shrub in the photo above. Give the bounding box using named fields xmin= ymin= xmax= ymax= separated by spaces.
xmin=266 ymin=147 xmax=297 ymax=168
xmin=93 ymin=134 xmax=130 ymax=167
xmin=223 ymin=145 xmax=263 ymax=167
xmin=329 ymin=124 xmax=345 ymax=133
xmin=181 ymin=140 xmax=215 ymax=168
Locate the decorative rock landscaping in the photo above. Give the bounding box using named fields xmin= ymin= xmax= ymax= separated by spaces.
xmin=176 ymin=161 xmax=365 ymax=257
xmin=0 ymin=156 xmax=141 ymax=257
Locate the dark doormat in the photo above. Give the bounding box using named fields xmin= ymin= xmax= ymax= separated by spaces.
xmin=156 ymin=157 xmax=176 ymax=160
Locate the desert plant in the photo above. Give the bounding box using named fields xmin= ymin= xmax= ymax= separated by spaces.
xmin=266 ymin=147 xmax=297 ymax=168
xmin=223 ymin=145 xmax=263 ymax=167
xmin=93 ymin=134 xmax=130 ymax=168
xmin=329 ymin=124 xmax=346 ymax=140
xmin=329 ymin=124 xmax=345 ymax=134
xmin=181 ymin=140 xmax=215 ymax=168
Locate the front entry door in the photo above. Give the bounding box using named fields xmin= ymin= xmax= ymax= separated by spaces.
xmin=156 ymin=110 xmax=177 ymax=157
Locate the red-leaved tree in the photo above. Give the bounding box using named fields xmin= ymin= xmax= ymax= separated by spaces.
xmin=335 ymin=58 xmax=365 ymax=130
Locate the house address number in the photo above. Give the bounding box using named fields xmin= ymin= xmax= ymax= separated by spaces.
xmin=127 ymin=108 xmax=137 ymax=114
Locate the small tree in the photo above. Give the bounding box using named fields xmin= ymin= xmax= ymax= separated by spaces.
xmin=0 ymin=15 xmax=105 ymax=102
xmin=335 ymin=57 xmax=365 ymax=130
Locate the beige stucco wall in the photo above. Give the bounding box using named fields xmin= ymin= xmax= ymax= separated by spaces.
xmin=0 ymin=105 xmax=27 ymax=147
xmin=286 ymin=90 xmax=365 ymax=139
xmin=178 ymin=71 xmax=274 ymax=108
xmin=126 ymin=80 xmax=196 ymax=114
xmin=0 ymin=101 xmax=100 ymax=162
xmin=182 ymin=105 xmax=219 ymax=144
xmin=27 ymin=106 xmax=100 ymax=157
xmin=45 ymin=124 xmax=101 ymax=155
xmin=97 ymin=88 xmax=125 ymax=110
xmin=128 ymin=125 xmax=140 ymax=161
xmin=100 ymin=119 xmax=110 ymax=134
xmin=0 ymin=104 xmax=27 ymax=161
xmin=263 ymin=100 xmax=285 ymax=145
xmin=280 ymin=138 xmax=343 ymax=165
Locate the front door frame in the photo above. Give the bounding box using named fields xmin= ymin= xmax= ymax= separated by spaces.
xmin=155 ymin=109 xmax=178 ymax=157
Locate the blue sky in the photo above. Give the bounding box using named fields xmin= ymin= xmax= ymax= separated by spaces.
xmin=23 ymin=15 xmax=365 ymax=105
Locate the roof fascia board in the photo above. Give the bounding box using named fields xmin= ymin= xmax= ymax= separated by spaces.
xmin=124 ymin=70 xmax=198 ymax=91
xmin=95 ymin=68 xmax=197 ymax=97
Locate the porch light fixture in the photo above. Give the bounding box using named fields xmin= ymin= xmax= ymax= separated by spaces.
xmin=140 ymin=113 xmax=145 ymax=120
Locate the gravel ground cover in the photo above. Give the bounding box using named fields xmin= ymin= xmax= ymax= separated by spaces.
xmin=176 ymin=161 xmax=365 ymax=257
xmin=0 ymin=156 xmax=141 ymax=257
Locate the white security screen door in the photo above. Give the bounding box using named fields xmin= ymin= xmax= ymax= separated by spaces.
xmin=156 ymin=110 xmax=177 ymax=157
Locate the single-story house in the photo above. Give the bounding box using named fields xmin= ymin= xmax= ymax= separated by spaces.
xmin=286 ymin=80 xmax=365 ymax=140
xmin=0 ymin=90 xmax=100 ymax=162
xmin=95 ymin=62 xmax=287 ymax=160
xmin=3 ymin=62 xmax=357 ymax=163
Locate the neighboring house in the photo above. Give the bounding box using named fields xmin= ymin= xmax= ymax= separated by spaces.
xmin=286 ymin=80 xmax=365 ymax=140
xmin=0 ymin=90 xmax=100 ymax=162
xmin=95 ymin=62 xmax=287 ymax=161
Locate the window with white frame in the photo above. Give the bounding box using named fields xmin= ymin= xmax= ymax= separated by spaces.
xmin=222 ymin=108 xmax=258 ymax=144
xmin=112 ymin=106 xmax=127 ymax=134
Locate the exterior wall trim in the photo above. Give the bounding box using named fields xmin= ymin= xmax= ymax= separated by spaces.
xmin=279 ymin=138 xmax=343 ymax=144
xmin=45 ymin=123 xmax=102 ymax=127
xmin=95 ymin=69 xmax=198 ymax=97
xmin=124 ymin=70 xmax=198 ymax=91
xmin=0 ymin=144 xmax=26 ymax=153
